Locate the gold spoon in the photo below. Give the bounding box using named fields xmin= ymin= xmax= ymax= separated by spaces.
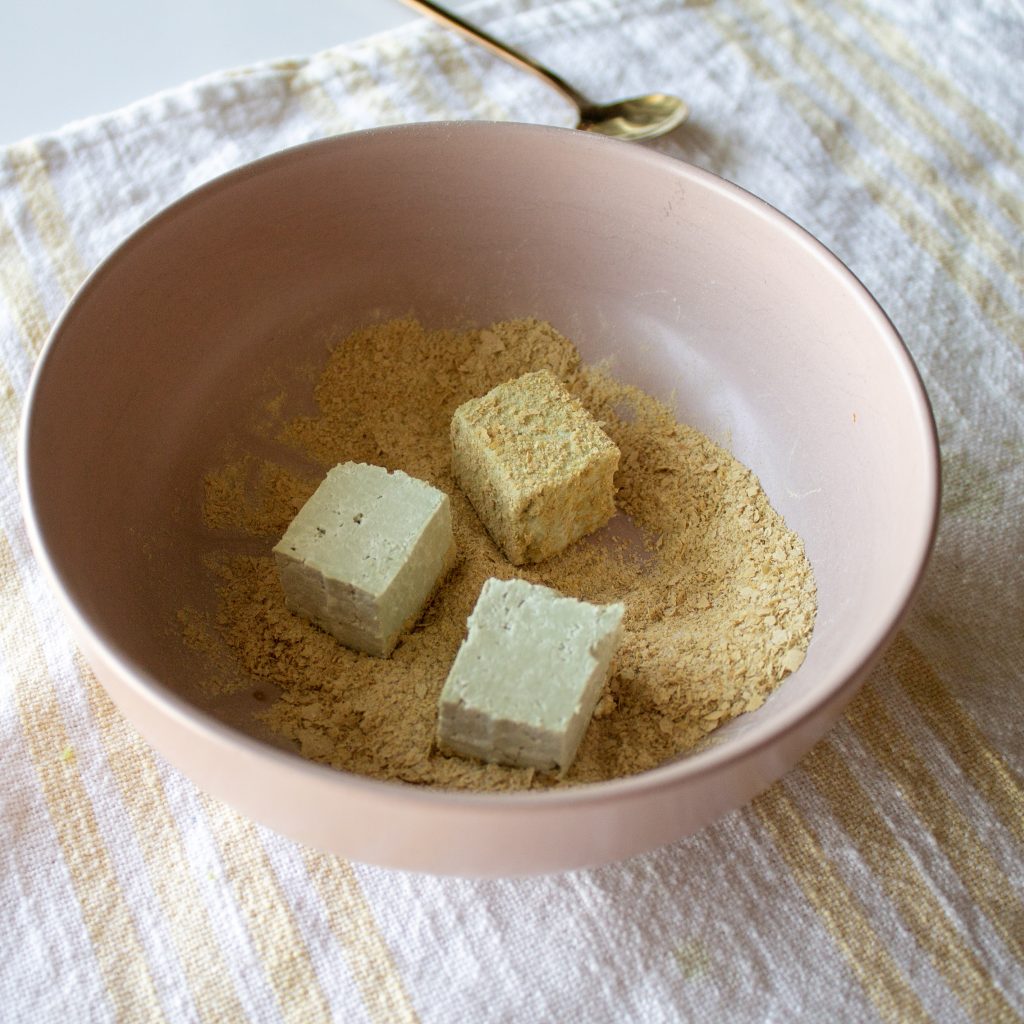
xmin=400 ymin=0 xmax=689 ymax=141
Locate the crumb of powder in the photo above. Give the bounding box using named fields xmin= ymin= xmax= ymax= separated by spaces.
xmin=185 ymin=317 xmax=817 ymax=791
xmin=203 ymin=454 xmax=317 ymax=536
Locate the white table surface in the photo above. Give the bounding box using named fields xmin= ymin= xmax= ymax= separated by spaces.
xmin=1 ymin=0 xmax=477 ymax=146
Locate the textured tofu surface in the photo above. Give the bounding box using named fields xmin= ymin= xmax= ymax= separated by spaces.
xmin=450 ymin=369 xmax=620 ymax=564
xmin=436 ymin=577 xmax=625 ymax=772
xmin=273 ymin=462 xmax=455 ymax=657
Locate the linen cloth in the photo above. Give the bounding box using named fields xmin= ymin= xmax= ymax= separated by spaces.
xmin=2 ymin=0 xmax=1022 ymax=1020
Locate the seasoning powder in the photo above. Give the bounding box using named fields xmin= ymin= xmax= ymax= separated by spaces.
xmin=192 ymin=318 xmax=816 ymax=791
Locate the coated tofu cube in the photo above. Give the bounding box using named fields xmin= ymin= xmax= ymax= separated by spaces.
xmin=436 ymin=577 xmax=625 ymax=772
xmin=273 ymin=462 xmax=455 ymax=657
xmin=450 ymin=369 xmax=619 ymax=565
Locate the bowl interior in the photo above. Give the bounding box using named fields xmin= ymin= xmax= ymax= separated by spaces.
xmin=23 ymin=123 xmax=937 ymax=778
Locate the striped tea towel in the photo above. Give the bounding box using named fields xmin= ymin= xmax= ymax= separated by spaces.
xmin=1 ymin=1 xmax=1022 ymax=1020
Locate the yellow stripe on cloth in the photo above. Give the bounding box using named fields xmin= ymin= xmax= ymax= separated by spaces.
xmin=0 ymin=207 xmax=51 ymax=358
xmin=0 ymin=365 xmax=19 ymax=461
xmin=416 ymin=32 xmax=514 ymax=121
xmin=291 ymin=48 xmax=406 ymax=135
xmin=848 ymin=686 xmax=1024 ymax=967
xmin=754 ymin=783 xmax=930 ymax=1023
xmin=288 ymin=64 xmax=361 ymax=137
xmin=374 ymin=34 xmax=466 ymax=121
xmin=735 ymin=0 xmax=1022 ymax=293
xmin=840 ymin=0 xmax=1024 ymax=176
xmin=0 ymin=534 xmax=167 ymax=1023
xmin=76 ymin=653 xmax=251 ymax=1024
xmin=304 ymin=852 xmax=422 ymax=1024
xmin=199 ymin=796 xmax=336 ymax=1024
xmin=804 ymin=739 xmax=1017 ymax=1021
xmin=790 ymin=0 xmax=1024 ymax=241
xmin=887 ymin=633 xmax=1024 ymax=846
xmin=5 ymin=142 xmax=91 ymax=298
xmin=707 ymin=6 xmax=1023 ymax=339
xmin=324 ymin=50 xmax=407 ymax=124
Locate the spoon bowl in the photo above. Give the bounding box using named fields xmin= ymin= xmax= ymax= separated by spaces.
xmin=578 ymin=92 xmax=689 ymax=141
xmin=402 ymin=0 xmax=689 ymax=141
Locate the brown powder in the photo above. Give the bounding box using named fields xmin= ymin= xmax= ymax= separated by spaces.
xmin=191 ymin=317 xmax=816 ymax=791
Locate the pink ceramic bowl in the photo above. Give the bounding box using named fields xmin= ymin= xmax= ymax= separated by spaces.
xmin=20 ymin=122 xmax=939 ymax=876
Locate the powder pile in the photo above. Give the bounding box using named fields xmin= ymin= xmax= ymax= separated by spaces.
xmin=190 ymin=318 xmax=816 ymax=791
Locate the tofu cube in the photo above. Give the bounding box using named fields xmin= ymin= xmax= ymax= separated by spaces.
xmin=273 ymin=463 xmax=455 ymax=657
xmin=436 ymin=577 xmax=625 ymax=772
xmin=450 ymin=369 xmax=619 ymax=564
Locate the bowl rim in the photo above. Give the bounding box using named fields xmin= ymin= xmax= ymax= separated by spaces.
xmin=18 ymin=119 xmax=942 ymax=810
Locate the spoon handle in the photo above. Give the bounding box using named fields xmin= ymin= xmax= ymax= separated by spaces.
xmin=399 ymin=0 xmax=591 ymax=110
